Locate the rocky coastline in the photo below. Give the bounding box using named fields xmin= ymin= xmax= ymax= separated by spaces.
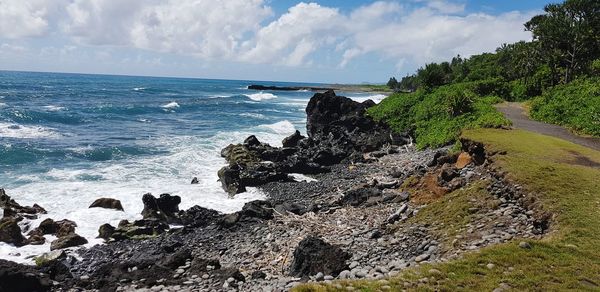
xmin=0 ymin=91 xmax=548 ymax=292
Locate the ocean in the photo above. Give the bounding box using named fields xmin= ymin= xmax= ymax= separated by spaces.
xmin=0 ymin=70 xmax=385 ymax=262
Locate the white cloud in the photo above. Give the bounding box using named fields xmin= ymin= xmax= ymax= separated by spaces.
xmin=240 ymin=2 xmax=344 ymax=66
xmin=0 ymin=0 xmax=50 ymax=38
xmin=130 ymin=0 xmax=272 ymax=58
xmin=0 ymin=0 xmax=535 ymax=72
xmin=426 ymin=0 xmax=466 ymax=14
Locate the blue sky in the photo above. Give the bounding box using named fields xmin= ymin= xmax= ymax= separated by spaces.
xmin=0 ymin=0 xmax=555 ymax=83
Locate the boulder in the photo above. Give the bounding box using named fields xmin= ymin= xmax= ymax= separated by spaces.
xmin=89 ymin=198 xmax=124 ymax=211
xmin=218 ymin=212 xmax=241 ymax=228
xmin=31 ymin=218 xmax=76 ymax=238
xmin=97 ymin=223 xmax=115 ymax=240
xmin=455 ymin=152 xmax=473 ymax=169
xmin=110 ymin=219 xmax=169 ymax=241
xmin=438 ymin=164 xmax=460 ymax=184
xmin=0 ymin=259 xmax=51 ymax=292
xmin=179 ymin=205 xmax=221 ymax=228
xmin=0 ymin=217 xmax=27 ymax=247
xmin=37 ymin=218 xmax=58 ymax=235
xmin=54 ymin=220 xmax=77 ymax=237
xmin=338 ymin=186 xmax=382 ymax=207
xmin=282 ymin=130 xmax=305 ymax=148
xmin=190 ymin=258 xmax=221 ymax=273
xmin=218 ymin=165 xmax=246 ymax=196
xmin=157 ymin=249 xmax=191 ymax=269
xmin=290 ymin=236 xmax=350 ymax=278
xmin=141 ymin=193 xmax=181 ymax=224
xmin=241 ymin=200 xmax=273 ymax=220
xmin=50 ymin=233 xmax=88 ymax=250
xmin=274 ymin=202 xmax=307 ymax=215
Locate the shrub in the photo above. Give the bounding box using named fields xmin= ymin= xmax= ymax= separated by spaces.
xmin=530 ymin=77 xmax=600 ymax=136
xmin=368 ymin=82 xmax=510 ymax=148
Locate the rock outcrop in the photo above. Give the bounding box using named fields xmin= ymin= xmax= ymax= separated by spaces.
xmin=0 ymin=217 xmax=27 ymax=247
xmin=217 ymin=91 xmax=408 ymax=196
xmin=0 ymin=259 xmax=51 ymax=292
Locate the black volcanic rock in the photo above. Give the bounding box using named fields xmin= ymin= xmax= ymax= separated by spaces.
xmin=0 ymin=259 xmax=51 ymax=292
xmin=282 ymin=130 xmax=305 ymax=148
xmin=50 ymin=233 xmax=88 ymax=250
xmin=141 ymin=193 xmax=181 ymax=224
xmin=216 ymin=90 xmax=408 ymax=196
xmin=0 ymin=217 xmax=27 ymax=247
xmin=290 ymin=236 xmax=350 ymax=278
xmin=89 ymin=198 xmax=124 ymax=211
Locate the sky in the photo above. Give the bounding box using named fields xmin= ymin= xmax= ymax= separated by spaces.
xmin=0 ymin=0 xmax=555 ymax=83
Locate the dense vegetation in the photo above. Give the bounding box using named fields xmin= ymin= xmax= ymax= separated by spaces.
xmin=530 ymin=77 xmax=600 ymax=136
xmin=373 ymin=0 xmax=600 ymax=147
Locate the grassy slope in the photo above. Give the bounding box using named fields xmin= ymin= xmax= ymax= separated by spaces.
xmin=294 ymin=128 xmax=600 ymax=291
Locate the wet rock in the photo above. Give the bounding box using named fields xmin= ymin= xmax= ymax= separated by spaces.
xmin=55 ymin=220 xmax=77 ymax=237
xmin=0 ymin=259 xmax=51 ymax=292
xmin=37 ymin=218 xmax=58 ymax=235
xmin=191 ymin=177 xmax=199 ymax=184
xmin=110 ymin=219 xmax=169 ymax=241
xmin=89 ymin=198 xmax=124 ymax=211
xmin=290 ymin=236 xmax=350 ymax=278
xmin=27 ymin=233 xmax=46 ymax=245
xmin=97 ymin=223 xmax=115 ymax=240
xmin=0 ymin=217 xmax=27 ymax=247
xmin=141 ymin=193 xmax=181 ymax=224
xmin=218 ymin=165 xmax=246 ymax=196
xmin=282 ymin=130 xmax=305 ymax=148
xmin=50 ymin=233 xmax=88 ymax=250
xmin=0 ymin=189 xmax=47 ymax=218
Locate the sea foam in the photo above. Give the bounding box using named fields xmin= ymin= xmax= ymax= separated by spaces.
xmin=245 ymin=92 xmax=278 ymax=101
xmin=162 ymin=102 xmax=180 ymax=109
xmin=0 ymin=122 xmax=60 ymax=139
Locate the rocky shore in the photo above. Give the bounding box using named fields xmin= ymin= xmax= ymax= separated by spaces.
xmin=0 ymin=91 xmax=548 ymax=292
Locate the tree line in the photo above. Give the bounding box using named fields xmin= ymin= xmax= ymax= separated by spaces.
xmin=386 ymin=0 xmax=600 ymax=100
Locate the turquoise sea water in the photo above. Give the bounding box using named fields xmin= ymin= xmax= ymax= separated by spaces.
xmin=0 ymin=70 xmax=386 ymax=262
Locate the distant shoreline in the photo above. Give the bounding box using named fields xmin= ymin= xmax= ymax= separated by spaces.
xmin=247 ymin=83 xmax=392 ymax=94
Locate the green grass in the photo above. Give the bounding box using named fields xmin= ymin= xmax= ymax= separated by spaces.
xmin=530 ymin=77 xmax=600 ymax=136
xmin=367 ymin=81 xmax=510 ymax=149
xmin=293 ymin=128 xmax=600 ymax=291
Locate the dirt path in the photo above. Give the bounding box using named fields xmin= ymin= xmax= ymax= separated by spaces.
xmin=496 ymin=102 xmax=600 ymax=152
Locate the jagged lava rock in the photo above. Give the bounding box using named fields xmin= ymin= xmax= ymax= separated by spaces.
xmin=0 ymin=259 xmax=51 ymax=292
xmin=290 ymin=236 xmax=350 ymax=278
xmin=0 ymin=217 xmax=27 ymax=247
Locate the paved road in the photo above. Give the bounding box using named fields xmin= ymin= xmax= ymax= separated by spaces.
xmin=495 ymin=102 xmax=600 ymax=152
